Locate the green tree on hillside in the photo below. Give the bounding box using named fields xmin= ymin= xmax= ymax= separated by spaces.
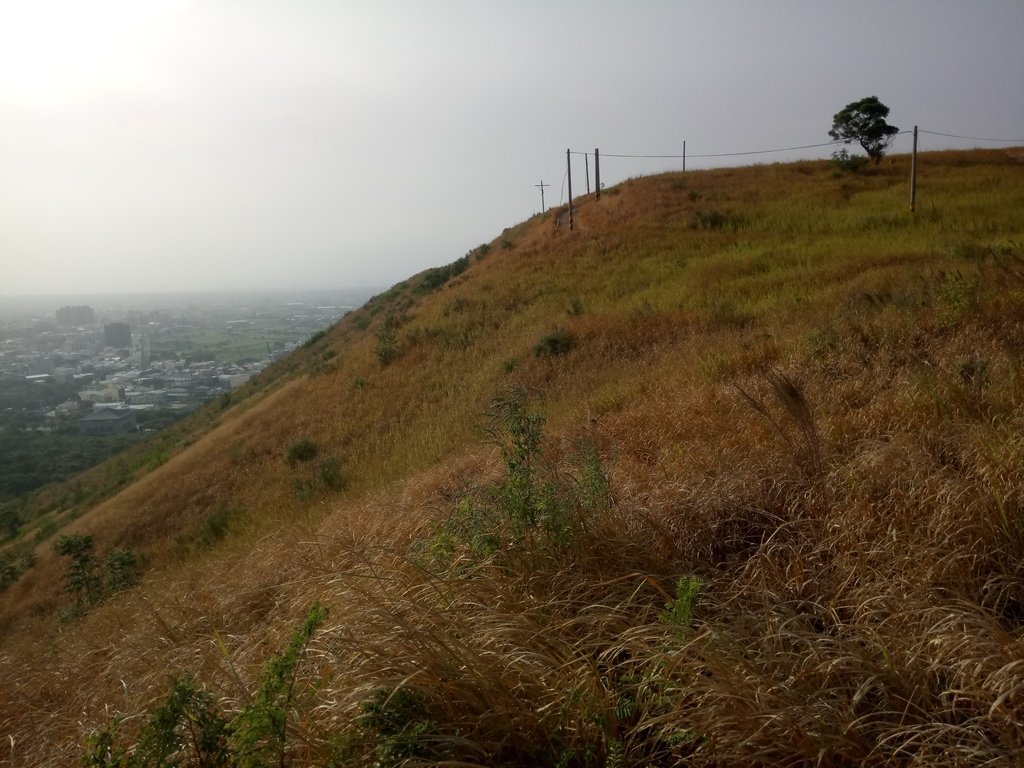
xmin=828 ymin=95 xmax=899 ymax=163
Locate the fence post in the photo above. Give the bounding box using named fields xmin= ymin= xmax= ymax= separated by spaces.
xmin=595 ymin=148 xmax=601 ymax=200
xmin=910 ymin=125 xmax=918 ymax=213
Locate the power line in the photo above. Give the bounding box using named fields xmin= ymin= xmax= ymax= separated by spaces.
xmin=919 ymin=129 xmax=1024 ymax=143
xmin=586 ymin=139 xmax=848 ymax=160
xmin=691 ymin=140 xmax=846 ymax=158
xmin=571 ymin=130 xmax=927 ymax=163
xmin=565 ymin=126 xmax=1021 ymax=168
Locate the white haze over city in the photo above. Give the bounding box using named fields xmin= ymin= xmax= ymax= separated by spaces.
xmin=1 ymin=0 xmax=1022 ymax=296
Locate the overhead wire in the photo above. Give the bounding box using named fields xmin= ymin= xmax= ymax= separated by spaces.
xmin=569 ymin=126 xmax=1021 ymax=166
xmin=919 ymin=129 xmax=1024 ymax=143
xmin=589 ymin=140 xmax=846 ymax=160
xmin=552 ymin=127 xmax=1020 ymax=205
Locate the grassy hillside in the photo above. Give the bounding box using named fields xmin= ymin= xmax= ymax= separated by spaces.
xmin=2 ymin=149 xmax=1024 ymax=766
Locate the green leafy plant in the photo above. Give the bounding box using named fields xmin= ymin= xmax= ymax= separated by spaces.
xmin=659 ymin=576 xmax=701 ymax=627
xmin=486 ymin=387 xmax=548 ymax=528
xmin=230 ymin=602 xmax=328 ymax=767
xmin=129 ymin=677 xmax=230 ymax=768
xmin=82 ymin=718 xmax=128 ymax=767
xmin=350 ymin=687 xmax=440 ymax=767
xmin=573 ymin=438 xmax=613 ymax=514
xmin=54 ymin=534 xmax=102 ymax=612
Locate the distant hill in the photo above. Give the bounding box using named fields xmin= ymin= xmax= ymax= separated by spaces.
xmin=3 ymin=149 xmax=1024 ymax=766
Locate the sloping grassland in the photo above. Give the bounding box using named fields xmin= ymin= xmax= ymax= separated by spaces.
xmin=2 ymin=149 xmax=1024 ymax=766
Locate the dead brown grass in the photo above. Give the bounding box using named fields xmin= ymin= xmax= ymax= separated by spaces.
xmin=2 ymin=149 xmax=1023 ymax=766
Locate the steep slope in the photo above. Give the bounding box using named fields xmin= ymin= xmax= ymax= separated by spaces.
xmin=3 ymin=149 xmax=1024 ymax=766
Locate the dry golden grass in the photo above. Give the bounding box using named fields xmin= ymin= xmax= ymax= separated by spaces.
xmin=2 ymin=148 xmax=1024 ymax=766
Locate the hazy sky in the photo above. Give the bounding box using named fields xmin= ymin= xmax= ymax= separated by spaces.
xmin=2 ymin=1 xmax=1022 ymax=297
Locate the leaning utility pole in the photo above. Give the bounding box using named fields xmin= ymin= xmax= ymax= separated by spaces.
xmin=595 ymin=148 xmax=601 ymax=200
xmin=909 ymin=126 xmax=918 ymax=213
xmin=535 ymin=180 xmax=549 ymax=213
xmin=566 ymin=148 xmax=574 ymax=230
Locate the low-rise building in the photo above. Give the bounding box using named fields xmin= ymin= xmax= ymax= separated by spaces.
xmin=78 ymin=407 xmax=137 ymax=436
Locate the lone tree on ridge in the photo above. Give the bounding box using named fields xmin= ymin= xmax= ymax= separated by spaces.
xmin=828 ymin=96 xmax=900 ymax=164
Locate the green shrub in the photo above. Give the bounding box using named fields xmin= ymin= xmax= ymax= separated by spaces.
xmin=106 ymin=548 xmax=138 ymax=592
xmin=197 ymin=504 xmax=237 ymax=549
xmin=691 ymin=209 xmax=735 ymax=231
xmin=304 ymin=329 xmax=327 ymax=348
xmin=352 ymin=687 xmax=440 ymax=766
xmin=533 ymin=327 xmax=574 ymax=357
xmin=54 ymin=534 xmax=102 ymax=611
xmin=0 ymin=556 xmax=19 ymax=591
xmin=486 ymin=388 xmax=548 ymax=528
xmin=375 ymin=318 xmax=399 ymax=366
xmin=416 ymin=255 xmax=469 ymax=294
xmin=53 ymin=535 xmax=141 ymax=615
xmin=285 ymin=438 xmax=318 ymax=465
xmin=316 ymin=458 xmax=346 ymax=490
xmin=830 ymin=148 xmax=868 ymax=174
xmin=573 ymin=438 xmax=613 ymax=514
xmin=127 ymin=677 xmax=230 ymax=768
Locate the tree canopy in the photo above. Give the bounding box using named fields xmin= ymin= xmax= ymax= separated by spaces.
xmin=828 ymin=96 xmax=899 ymax=163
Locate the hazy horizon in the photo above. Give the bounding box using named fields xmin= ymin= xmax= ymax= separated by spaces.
xmin=3 ymin=1 xmax=1023 ymax=297
xmin=0 ymin=287 xmax=382 ymax=323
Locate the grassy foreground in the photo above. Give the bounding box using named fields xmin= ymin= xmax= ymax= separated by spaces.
xmin=2 ymin=149 xmax=1024 ymax=766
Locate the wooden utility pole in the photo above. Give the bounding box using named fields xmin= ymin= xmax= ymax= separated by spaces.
xmin=595 ymin=148 xmax=601 ymax=200
xmin=584 ymin=153 xmax=590 ymax=194
xmin=909 ymin=125 xmax=918 ymax=213
xmin=566 ymin=148 xmax=574 ymax=231
xmin=535 ymin=180 xmax=549 ymax=213
xmin=682 ymin=140 xmax=686 ymax=172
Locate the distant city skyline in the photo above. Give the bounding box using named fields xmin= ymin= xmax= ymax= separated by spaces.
xmin=2 ymin=0 xmax=1022 ymax=297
